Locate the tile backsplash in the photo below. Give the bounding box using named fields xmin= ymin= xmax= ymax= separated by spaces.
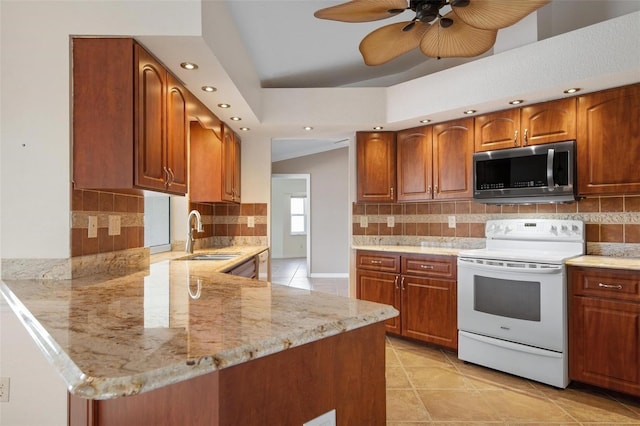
xmin=188 ymin=202 xmax=268 ymax=248
xmin=352 ymin=196 xmax=640 ymax=257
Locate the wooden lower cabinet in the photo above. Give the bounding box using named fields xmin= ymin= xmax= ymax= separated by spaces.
xmin=68 ymin=322 xmax=387 ymax=426
xmin=568 ymin=266 xmax=640 ymax=397
xmin=356 ymin=250 xmax=457 ymax=350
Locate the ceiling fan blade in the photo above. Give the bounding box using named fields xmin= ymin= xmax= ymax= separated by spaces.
xmin=314 ymin=0 xmax=407 ymax=23
xmin=420 ymin=12 xmax=497 ymax=58
xmin=359 ymin=21 xmax=429 ymax=65
xmin=452 ymin=0 xmax=551 ymax=30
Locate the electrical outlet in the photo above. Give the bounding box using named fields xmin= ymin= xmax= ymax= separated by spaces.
xmin=359 ymin=216 xmax=368 ymax=228
xmin=108 ymin=215 xmax=121 ymax=236
xmin=448 ymin=215 xmax=456 ymax=228
xmin=0 ymin=377 xmax=9 ymax=402
xmin=303 ymin=409 xmax=336 ymax=426
xmin=247 ymin=216 xmax=255 ymax=228
xmin=387 ymin=216 xmax=395 ymax=227
xmin=88 ymin=216 xmax=98 ymax=238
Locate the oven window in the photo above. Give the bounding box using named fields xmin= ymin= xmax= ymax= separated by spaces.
xmin=474 ymin=276 xmax=541 ymax=321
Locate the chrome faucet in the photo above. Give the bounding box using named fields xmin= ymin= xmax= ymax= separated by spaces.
xmin=185 ymin=210 xmax=204 ymax=254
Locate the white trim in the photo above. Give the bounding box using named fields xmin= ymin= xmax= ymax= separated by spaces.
xmin=309 ymin=273 xmax=349 ymax=278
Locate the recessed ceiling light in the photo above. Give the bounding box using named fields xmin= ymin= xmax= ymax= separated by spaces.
xmin=218 ymin=103 xmax=231 ymax=108
xmin=230 ymin=116 xmax=241 ymax=121
xmin=464 ymin=109 xmax=477 ymax=115
xmin=420 ymin=119 xmax=431 ymax=123
xmin=201 ymin=86 xmax=217 ymax=93
xmin=239 ymin=127 xmax=250 ymax=131
xmin=509 ymin=99 xmax=524 ymax=105
xmin=303 ymin=126 xmax=313 ymax=131
xmin=180 ymin=62 xmax=198 ymax=70
xmin=564 ymin=87 xmax=581 ymax=94
xmin=373 ymin=126 xmax=383 ymax=130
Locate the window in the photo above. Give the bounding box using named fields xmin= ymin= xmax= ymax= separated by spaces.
xmin=290 ymin=195 xmax=307 ymax=235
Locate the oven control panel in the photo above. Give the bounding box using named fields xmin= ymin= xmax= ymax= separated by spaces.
xmin=486 ymin=219 xmax=584 ymax=241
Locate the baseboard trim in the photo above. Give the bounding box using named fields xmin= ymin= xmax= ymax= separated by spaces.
xmin=309 ymin=273 xmax=349 ymax=278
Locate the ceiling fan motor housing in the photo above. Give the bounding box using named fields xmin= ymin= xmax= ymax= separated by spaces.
xmin=411 ymin=0 xmax=446 ymax=23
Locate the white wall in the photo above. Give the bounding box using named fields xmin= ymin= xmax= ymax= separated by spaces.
xmin=0 ymin=2 xmax=200 ymax=423
xmin=271 ymin=178 xmax=307 ymax=259
xmin=272 ymin=148 xmax=349 ymax=275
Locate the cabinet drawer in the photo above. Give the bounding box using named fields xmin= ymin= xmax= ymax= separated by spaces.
xmin=356 ymin=251 xmax=400 ymax=273
xmin=402 ymin=255 xmax=456 ymax=279
xmin=570 ymin=266 xmax=640 ymax=302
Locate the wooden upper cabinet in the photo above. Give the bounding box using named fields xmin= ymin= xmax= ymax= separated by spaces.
xmin=521 ymin=98 xmax=576 ymax=146
xmin=577 ymin=83 xmax=640 ymax=196
xmin=165 ymin=74 xmax=188 ymax=194
xmin=432 ymin=118 xmax=474 ymax=200
xmin=474 ymin=108 xmax=521 ymax=151
xmin=397 ymin=126 xmax=433 ymax=202
xmin=222 ymin=124 xmax=241 ymax=203
xmin=73 ymin=38 xmax=188 ymax=195
xmin=474 ymin=98 xmax=576 ymax=152
xmin=356 ymin=132 xmax=396 ymax=203
xmin=189 ymin=121 xmax=222 ymax=203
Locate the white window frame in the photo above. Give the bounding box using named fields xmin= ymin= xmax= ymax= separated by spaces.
xmin=290 ymin=194 xmax=307 ymax=236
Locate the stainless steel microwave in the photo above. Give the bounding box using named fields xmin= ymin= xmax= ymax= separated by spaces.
xmin=473 ymin=140 xmax=576 ymax=204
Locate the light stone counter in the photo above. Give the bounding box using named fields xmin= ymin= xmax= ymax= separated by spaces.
xmin=0 ymin=258 xmax=397 ymax=400
xmin=566 ymin=255 xmax=640 ymax=270
xmin=352 ymin=244 xmax=462 ymax=256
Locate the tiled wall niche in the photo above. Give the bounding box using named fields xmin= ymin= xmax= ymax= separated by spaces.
xmin=352 ymin=196 xmax=640 ymax=257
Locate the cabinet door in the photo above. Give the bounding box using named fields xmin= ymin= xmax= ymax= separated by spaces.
xmin=569 ymin=296 xmax=640 ymax=396
xmin=432 ymin=118 xmax=474 ymax=200
xmin=356 ymin=132 xmax=396 ymax=203
xmin=222 ymin=126 xmax=240 ymax=203
xmin=397 ymin=126 xmax=433 ymax=202
xmin=356 ymin=270 xmax=401 ymax=334
xmin=520 ymin=98 xmax=576 ymax=146
xmin=165 ymin=74 xmax=188 ymax=195
xmin=474 ymin=108 xmax=520 ymax=152
xmin=134 ymin=44 xmax=167 ymax=191
xmin=189 ymin=121 xmax=223 ymax=202
xmin=401 ymin=276 xmax=457 ymax=349
xmin=577 ymin=83 xmax=640 ymax=195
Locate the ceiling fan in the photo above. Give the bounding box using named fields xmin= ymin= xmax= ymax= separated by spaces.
xmin=314 ymin=0 xmax=550 ymax=66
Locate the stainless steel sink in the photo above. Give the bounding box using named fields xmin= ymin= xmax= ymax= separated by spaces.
xmin=177 ymin=253 xmax=241 ymax=261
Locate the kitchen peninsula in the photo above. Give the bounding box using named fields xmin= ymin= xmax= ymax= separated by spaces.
xmin=0 ymin=251 xmax=397 ymax=426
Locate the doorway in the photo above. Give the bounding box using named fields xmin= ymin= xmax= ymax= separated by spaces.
xmin=270 ymin=174 xmax=311 ymax=277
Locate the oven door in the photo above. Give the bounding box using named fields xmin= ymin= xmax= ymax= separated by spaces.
xmin=457 ymin=257 xmax=566 ymax=352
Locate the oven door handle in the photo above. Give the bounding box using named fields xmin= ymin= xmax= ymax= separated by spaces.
xmin=459 ymin=331 xmax=563 ymax=358
xmin=458 ymin=258 xmax=564 ymax=274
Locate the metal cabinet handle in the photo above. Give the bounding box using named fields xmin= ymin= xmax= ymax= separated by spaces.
xmin=163 ymin=167 xmax=170 ymax=188
xmin=167 ymin=167 xmax=175 ymax=187
xmin=598 ymin=283 xmax=623 ymax=290
xmin=523 ymin=128 xmax=529 ymax=146
xmin=428 ymin=185 xmax=432 ymax=196
xmin=394 ymin=275 xmax=399 ymax=290
xmin=401 ymin=276 xmax=405 ymax=290
xmin=420 ymin=264 xmax=434 ymax=269
xmin=370 ymin=260 xmax=382 ymax=265
xmin=390 ymin=187 xmax=394 ymax=198
xmin=514 ymin=130 xmax=519 ymax=146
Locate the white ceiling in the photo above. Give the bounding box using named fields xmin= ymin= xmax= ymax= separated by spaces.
xmin=140 ymin=1 xmax=640 ymax=161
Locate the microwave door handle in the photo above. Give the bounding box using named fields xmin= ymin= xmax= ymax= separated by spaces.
xmin=547 ymin=148 xmax=555 ymax=188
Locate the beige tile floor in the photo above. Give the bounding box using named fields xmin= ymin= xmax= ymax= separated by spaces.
xmin=271 ymin=258 xmax=640 ymax=425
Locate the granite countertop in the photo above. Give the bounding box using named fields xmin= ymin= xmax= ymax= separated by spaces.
xmin=566 ymin=255 xmax=640 ymax=270
xmin=0 ymin=254 xmax=398 ymax=400
xmin=352 ymin=245 xmax=462 ymax=256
